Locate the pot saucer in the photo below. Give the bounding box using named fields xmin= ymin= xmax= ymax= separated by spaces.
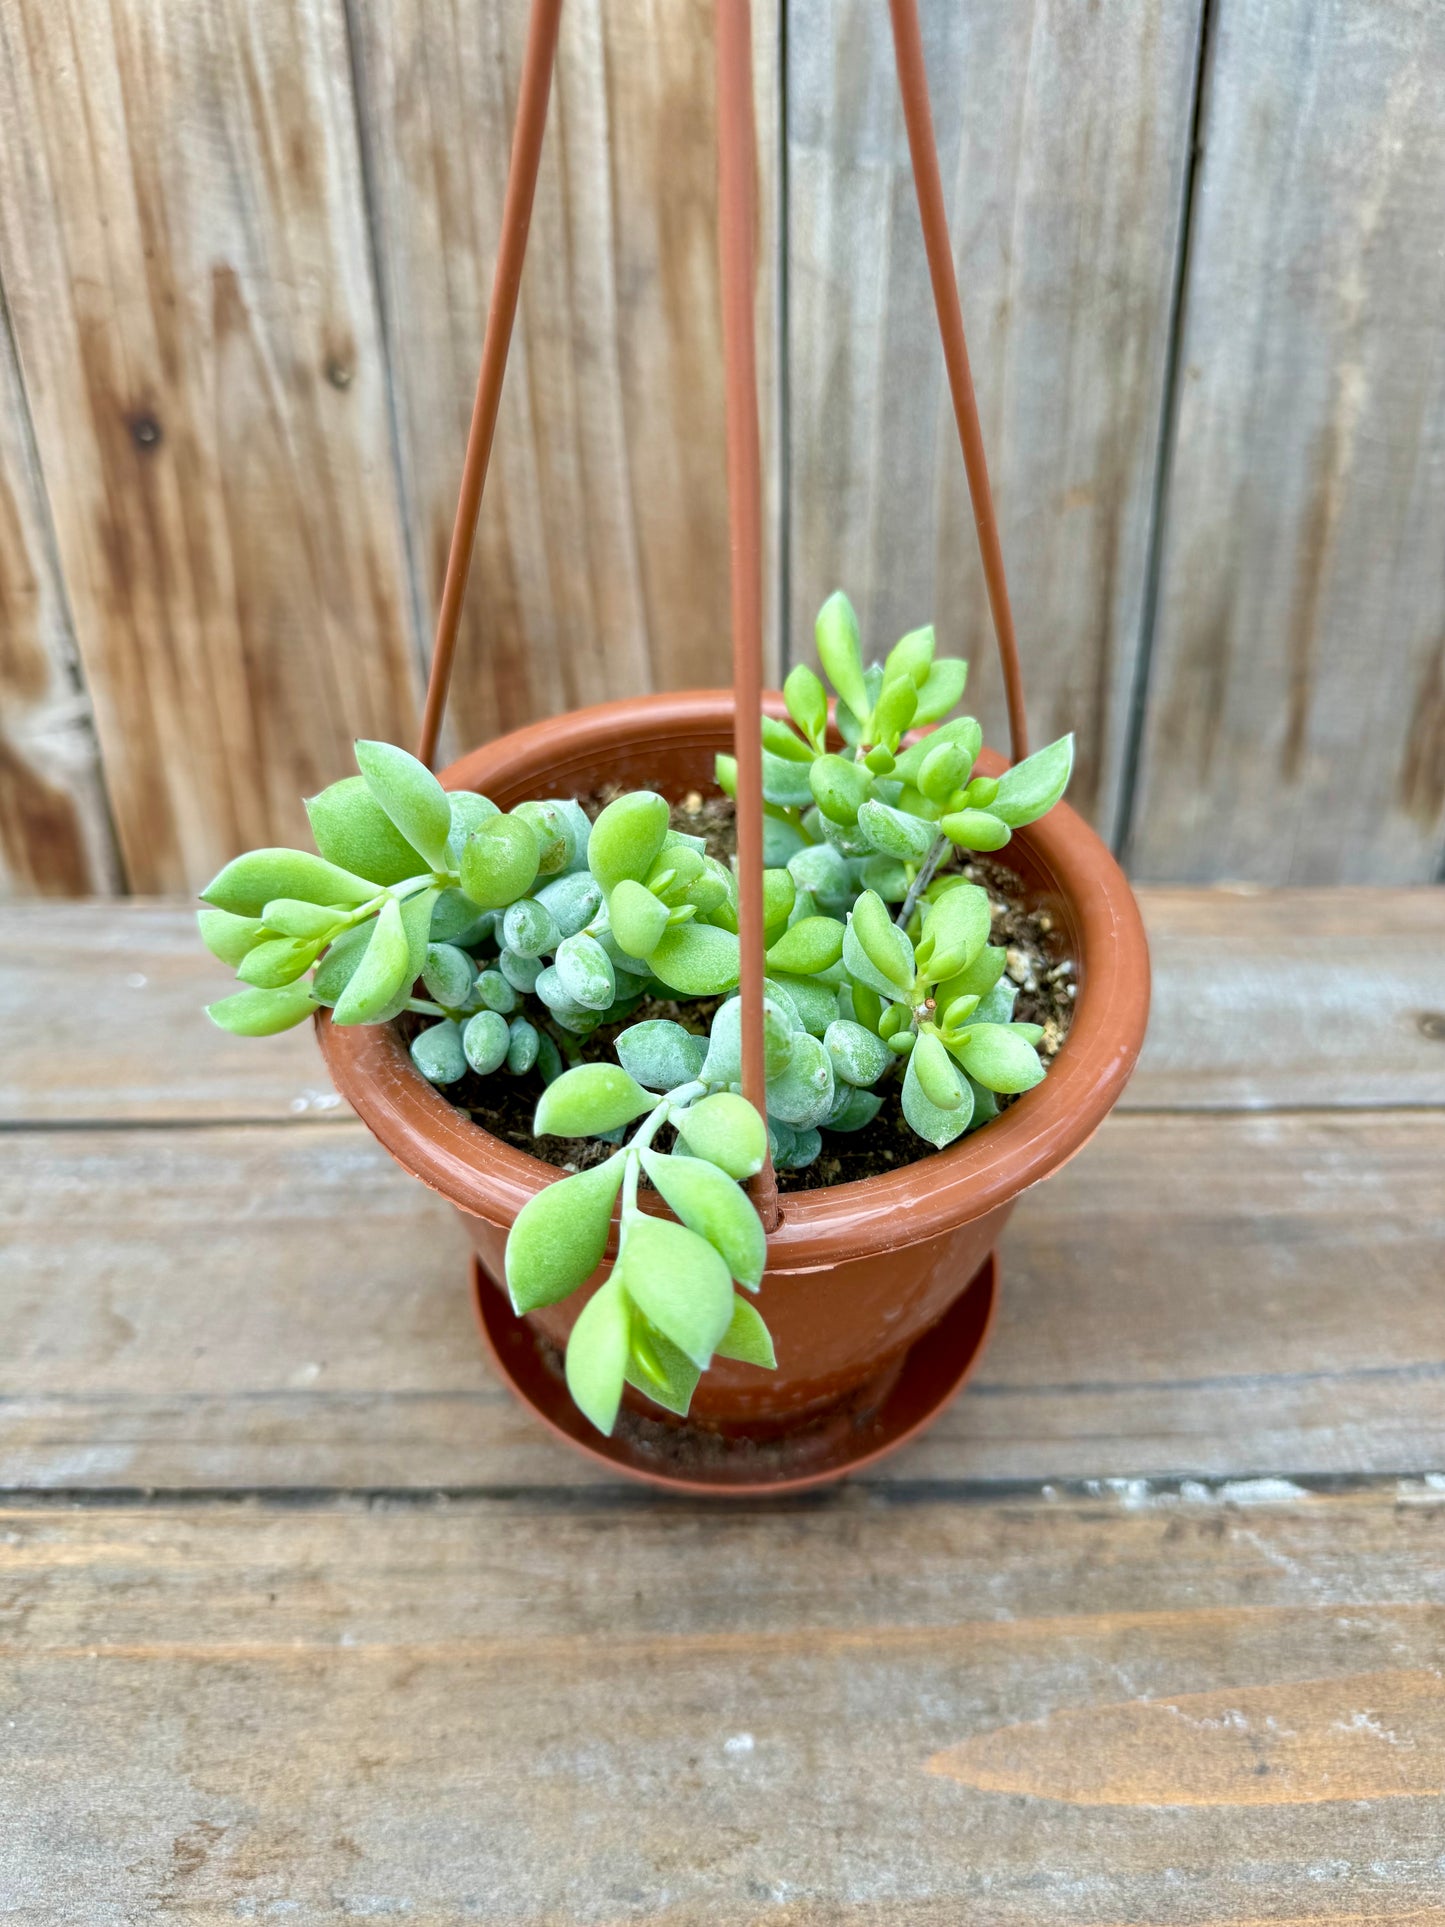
xmin=471 ymin=1251 xmax=998 ymax=1498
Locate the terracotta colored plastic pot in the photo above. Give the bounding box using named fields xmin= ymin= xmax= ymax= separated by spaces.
xmin=319 ymin=691 xmax=1150 ymax=1478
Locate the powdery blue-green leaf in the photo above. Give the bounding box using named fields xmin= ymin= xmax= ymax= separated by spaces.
xmin=914 ymin=1029 xmax=965 ymax=1110
xmin=783 ymin=1125 xmax=822 ymax=1168
xmin=618 ymin=1216 xmax=733 ymax=1369
xmin=499 ymin=948 xmax=543 ymax=993
xmin=197 ymin=907 xmax=267 ymax=966
xmin=554 ymin=932 xmax=616 ymax=1011
xmin=444 ymin=790 xmax=501 ymax=869
xmin=410 ymin=1018 xmax=467 ymax=1085
xmin=916 ymin=882 xmax=991 ymax=982
xmin=534 ymin=1063 xmax=654 ymax=1138
xmin=462 ymin=1008 xmax=511 ymax=1076
xmin=911 ymin=656 xmax=968 ymax=724
xmin=699 ymin=995 xmax=795 ymax=1087
xmin=354 ymin=740 xmax=453 ymax=872
xmin=783 ymin=662 xmax=828 ymax=748
xmin=761 ymin=747 xmax=815 ymax=809
xmin=564 ymin=1277 xmax=630 ymax=1435
xmin=765 ymin=1029 xmax=834 ymax=1129
xmin=501 ymin=897 xmax=559 ymax=959
xmin=202 ymin=848 xmax=378 ymax=918
xmin=715 ymin=1294 xmax=776 ymax=1368
xmin=809 ymin=752 xmax=871 ymax=826
xmin=640 ymin=1149 xmax=766 ymax=1291
xmin=815 ymin=590 xmax=870 ymax=725
xmin=859 ymin=854 xmax=910 ymax=902
xmin=588 ymin=791 xmax=670 ymax=892
xmin=990 ymin=733 xmax=1074 ymax=828
xmin=306 ymin=775 xmax=431 ymax=887
xmin=648 ymin=922 xmax=739 ymax=997
xmin=625 ymin=1320 xmax=702 ymax=1417
xmin=459 ymin=815 xmax=540 ymax=909
xmin=422 ymin=942 xmax=475 ymax=1007
xmin=616 ymin=1020 xmax=707 ymax=1093
xmin=762 ymin=814 xmax=808 ymax=868
xmin=765 ymin=915 xmax=844 ymax=976
xmin=506 ymin=1015 xmax=539 ymax=1074
xmin=849 ymin=889 xmax=915 ymax=992
xmin=236 ymin=934 xmax=322 ymax=989
xmin=430 ymin=887 xmax=491 ymax=945
xmin=824 ymin=1018 xmax=891 ymax=1088
xmin=857 ymin=798 xmax=935 ymax=862
xmin=506 ymin=1154 xmax=625 ymax=1313
xmin=954 ymin=1022 xmax=1046 ymax=1095
xmin=786 ymin=842 xmax=852 ymax=904
xmin=941 ymin=809 xmax=1011 ymax=852
xmin=536 ymin=870 xmax=603 ymax=939
xmin=675 ymin=1092 xmax=767 ymax=1179
xmin=608 ymin=878 xmax=669 ymax=958
xmin=511 ymin=799 xmax=575 ymax=877
xmin=901 ymin=1044 xmax=976 ymax=1148
xmin=536 ymin=1032 xmax=564 ymax=1085
xmin=206 ymin=981 xmax=317 ymax=1037
xmin=553 ymin=799 xmax=594 ymax=875
xmin=331 ymin=896 xmax=412 ymax=1025
xmin=826 ymin=1085 xmax=883 ymax=1133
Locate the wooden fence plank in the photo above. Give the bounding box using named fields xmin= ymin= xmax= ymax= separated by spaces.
xmin=1130 ymin=0 xmax=1445 ymax=883
xmin=2 ymin=1110 xmax=1440 ymax=1490
xmin=0 ymin=0 xmax=421 ymax=894
xmin=1 ymin=1486 xmax=1443 ymax=1919
xmin=0 ymin=285 xmax=119 ymax=900
xmin=350 ymin=0 xmax=780 ymax=759
xmin=784 ymin=0 xmax=1202 ymax=835
xmin=4 ymin=889 xmax=1440 ymax=1124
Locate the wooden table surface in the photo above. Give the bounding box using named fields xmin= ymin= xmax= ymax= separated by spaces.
xmin=2 ymin=886 xmax=1443 ymax=1922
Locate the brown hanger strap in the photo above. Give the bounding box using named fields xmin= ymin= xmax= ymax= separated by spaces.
xmin=889 ymin=0 xmax=1030 ymax=763
xmin=716 ymin=0 xmax=780 ymax=1229
xmin=416 ymin=0 xmax=564 ymax=770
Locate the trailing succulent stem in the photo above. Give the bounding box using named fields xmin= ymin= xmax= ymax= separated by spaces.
xmin=197 ymin=588 xmax=1073 ymax=1435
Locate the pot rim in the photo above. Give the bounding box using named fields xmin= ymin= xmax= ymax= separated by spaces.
xmin=318 ymin=689 xmax=1150 ymax=1267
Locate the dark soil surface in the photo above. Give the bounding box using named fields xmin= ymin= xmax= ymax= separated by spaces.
xmin=400 ymin=792 xmax=1075 ymax=1188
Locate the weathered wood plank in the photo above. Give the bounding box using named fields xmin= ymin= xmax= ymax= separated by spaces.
xmin=1130 ymin=0 xmax=1445 ymax=883
xmin=785 ymin=0 xmax=1202 ymax=835
xmin=1 ymin=1485 xmax=1442 ymax=1919
xmin=351 ymin=0 xmax=780 ymax=759
xmin=0 ymin=275 xmax=119 ymax=899
xmin=0 ymin=0 xmax=421 ymax=893
xmin=2 ymin=1111 xmax=1440 ymax=1490
xmin=4 ymin=889 xmax=1441 ymax=1124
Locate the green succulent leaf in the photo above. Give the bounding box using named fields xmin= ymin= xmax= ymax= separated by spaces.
xmin=608 ymin=878 xmax=669 ymax=958
xmin=857 ymin=797 xmax=936 ymax=863
xmin=953 ymin=1023 xmax=1046 ymax=1095
xmin=765 ymin=972 xmax=839 ymax=1038
xmin=534 ymin=1063 xmax=655 ymax=1138
xmin=648 ymin=921 xmax=740 ymax=997
xmin=535 ymin=871 xmax=603 ymax=939
xmin=445 ymin=790 xmax=502 ymax=868
xmin=422 ymin=941 xmax=475 ymax=1008
xmin=892 ymin=715 xmax=982 ymax=787
xmin=766 ymin=1029 xmax=835 ymax=1129
xmin=306 ymin=775 xmax=431 ymax=887
xmin=674 ymin=1092 xmax=767 ymax=1179
xmin=197 ymin=907 xmax=266 ymax=966
xmin=354 ymin=740 xmax=454 ymax=872
xmin=410 ymin=1018 xmax=468 ymax=1085
xmin=625 ymin=1320 xmax=702 ymax=1417
xmin=235 ymin=934 xmax=322 ymax=989
xmin=506 ymin=1015 xmax=540 ymax=1074
xmin=809 ymin=752 xmax=871 ymax=826
xmin=554 ymin=932 xmax=616 ymax=1011
xmin=783 ymin=662 xmax=828 ymax=749
xmin=640 ymin=1149 xmax=766 ymax=1290
xmin=506 ymin=1154 xmax=625 ymax=1313
xmin=826 ymin=1085 xmax=884 ymax=1132
xmin=787 ymin=842 xmax=853 ymax=903
xmin=990 ymin=733 xmax=1075 ymax=828
xmin=206 ymin=981 xmax=317 ymax=1037
xmin=915 ymin=882 xmax=991 ymax=982
xmin=914 ymin=1029 xmax=965 ymax=1110
xmin=615 ymin=1020 xmax=707 ymax=1092
xmin=462 ymin=1008 xmax=511 ymax=1076
xmin=824 ymin=1017 xmax=891 ymax=1088
xmin=760 ymin=747 xmax=816 ymax=809
xmin=901 ymin=1042 xmax=976 ymax=1148
xmin=459 ymin=815 xmax=541 ymax=909
xmin=715 ymin=1294 xmax=776 ymax=1368
xmin=815 ymin=590 xmax=870 ymax=727
xmin=588 ymin=791 xmax=670 ymax=893
xmin=884 ymin=624 xmax=935 ymax=688
xmin=870 ymin=673 xmax=918 ymax=749
xmin=941 ymin=809 xmax=1011 ymax=852
xmin=501 ymin=897 xmax=559 ymax=960
xmin=511 ymin=800 xmax=575 ymax=877
xmin=917 ymin=739 xmax=973 ymax=804
xmin=310 ymin=922 xmax=372 ymax=1006
xmin=848 ymin=889 xmax=916 ymax=993
xmin=618 ymin=1216 xmax=734 ymax=1369
xmin=201 ymin=848 xmax=378 ymax=918
xmin=331 ymin=896 xmax=413 ymax=1025
xmin=911 ymin=656 xmax=968 ymax=724
xmin=760 ymin=714 xmax=814 ymax=763
xmin=765 ymin=914 xmax=844 ymax=976
xmin=564 ymin=1277 xmax=631 ymax=1435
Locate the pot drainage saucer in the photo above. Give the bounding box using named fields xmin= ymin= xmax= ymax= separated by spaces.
xmin=471 ymin=1251 xmax=998 ymax=1497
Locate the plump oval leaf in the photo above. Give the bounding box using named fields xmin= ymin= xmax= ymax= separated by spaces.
xmin=765 ymin=914 xmax=844 ymax=976
xmin=824 ymin=1018 xmax=891 ymax=1088
xmin=616 ymin=1019 xmax=707 ymax=1093
xmin=674 ymin=1092 xmax=767 ymax=1179
xmin=236 ymin=935 xmax=322 ymax=988
xmin=588 ymin=791 xmax=670 ymax=893
xmin=410 ymin=1018 xmax=467 ymax=1085
xmin=511 ymin=799 xmax=575 ymax=877
xmin=892 ymin=715 xmax=982 ymax=787
xmin=201 ymin=848 xmax=378 ymax=918
xmin=422 ymin=942 xmax=475 ymax=1007
xmin=459 ymin=814 xmax=540 ymax=909
xmin=534 ymin=1063 xmax=654 ymax=1138
xmin=714 ymin=1294 xmax=777 ymax=1368
xmin=914 ymin=1029 xmax=964 ymax=1109
xmin=197 ymin=907 xmax=266 ymax=966
xmin=857 ymin=798 xmax=935 ymax=862
xmin=917 ymin=739 xmax=973 ymax=804
xmin=445 ymin=791 xmax=501 ymax=869
xmin=306 ymin=775 xmax=431 ymax=887
xmin=760 ymin=747 xmax=815 ymax=809
xmin=624 ymin=1321 xmax=702 ymax=1417
xmin=554 ymin=932 xmax=616 ymax=1011
xmin=884 ymin=624 xmax=935 ymax=688
xmin=870 ymin=673 xmax=918 ymax=749
xmin=911 ymin=656 xmax=968 ymax=724
xmin=815 ymin=590 xmax=870 ymax=725
xmin=766 ymin=1029 xmax=835 ymax=1128
xmin=506 ymin=1155 xmax=625 ymax=1313
xmin=501 ymin=897 xmax=559 ymax=959
xmin=990 ymin=733 xmax=1074 ymax=828
xmin=761 ymin=714 xmax=814 ymax=763
xmin=901 ymin=1044 xmax=976 ymax=1148
xmin=499 ymin=948 xmax=543 ymax=993
xmin=640 ymin=1149 xmax=766 ymax=1290
xmin=260 ymin=898 xmax=344 ymax=941
xmin=915 ymin=882 xmax=991 ymax=982
xmin=648 ymin=922 xmax=740 ymax=996
xmin=619 ymin=1216 xmax=733 ymax=1369
xmin=354 ymin=740 xmax=453 ymax=871
xmin=206 ymin=982 xmax=317 ymax=1037
xmin=331 ymin=896 xmax=412 ymax=1025
xmin=954 ymin=1023 xmax=1046 ymax=1095
xmin=462 ymin=1008 xmax=511 ymax=1076
xmin=941 ymin=809 xmax=1011 ymax=852
xmin=826 ymin=1085 xmax=883 ymax=1133
xmin=809 ymin=752 xmax=871 ymax=826
xmin=783 ymin=662 xmax=828 ymax=747
xmin=506 ymin=1015 xmax=539 ymax=1074
xmin=786 ymin=842 xmax=853 ymax=904
xmin=608 ymin=878 xmax=669 ymax=959
xmin=849 ymin=889 xmax=915 ymax=992
xmin=535 ymin=870 xmax=603 ymax=939
xmin=564 ymin=1278 xmax=630 ymax=1435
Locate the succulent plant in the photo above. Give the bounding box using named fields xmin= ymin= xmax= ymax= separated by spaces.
xmin=198 ymin=590 xmax=1073 ymax=1435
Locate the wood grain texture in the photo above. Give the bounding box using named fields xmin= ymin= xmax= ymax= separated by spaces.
xmin=0 ymin=288 xmax=119 ymax=899
xmin=1 ymin=1486 xmax=1443 ymax=1919
xmin=785 ymin=0 xmax=1202 ymax=834
xmin=1130 ymin=0 xmax=1445 ymax=883
xmin=0 ymin=0 xmax=421 ymax=894
xmin=4 ymin=888 xmax=1440 ymax=1124
xmin=3 ymin=1109 xmax=1441 ymax=1491
xmin=351 ymin=0 xmax=780 ymax=760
